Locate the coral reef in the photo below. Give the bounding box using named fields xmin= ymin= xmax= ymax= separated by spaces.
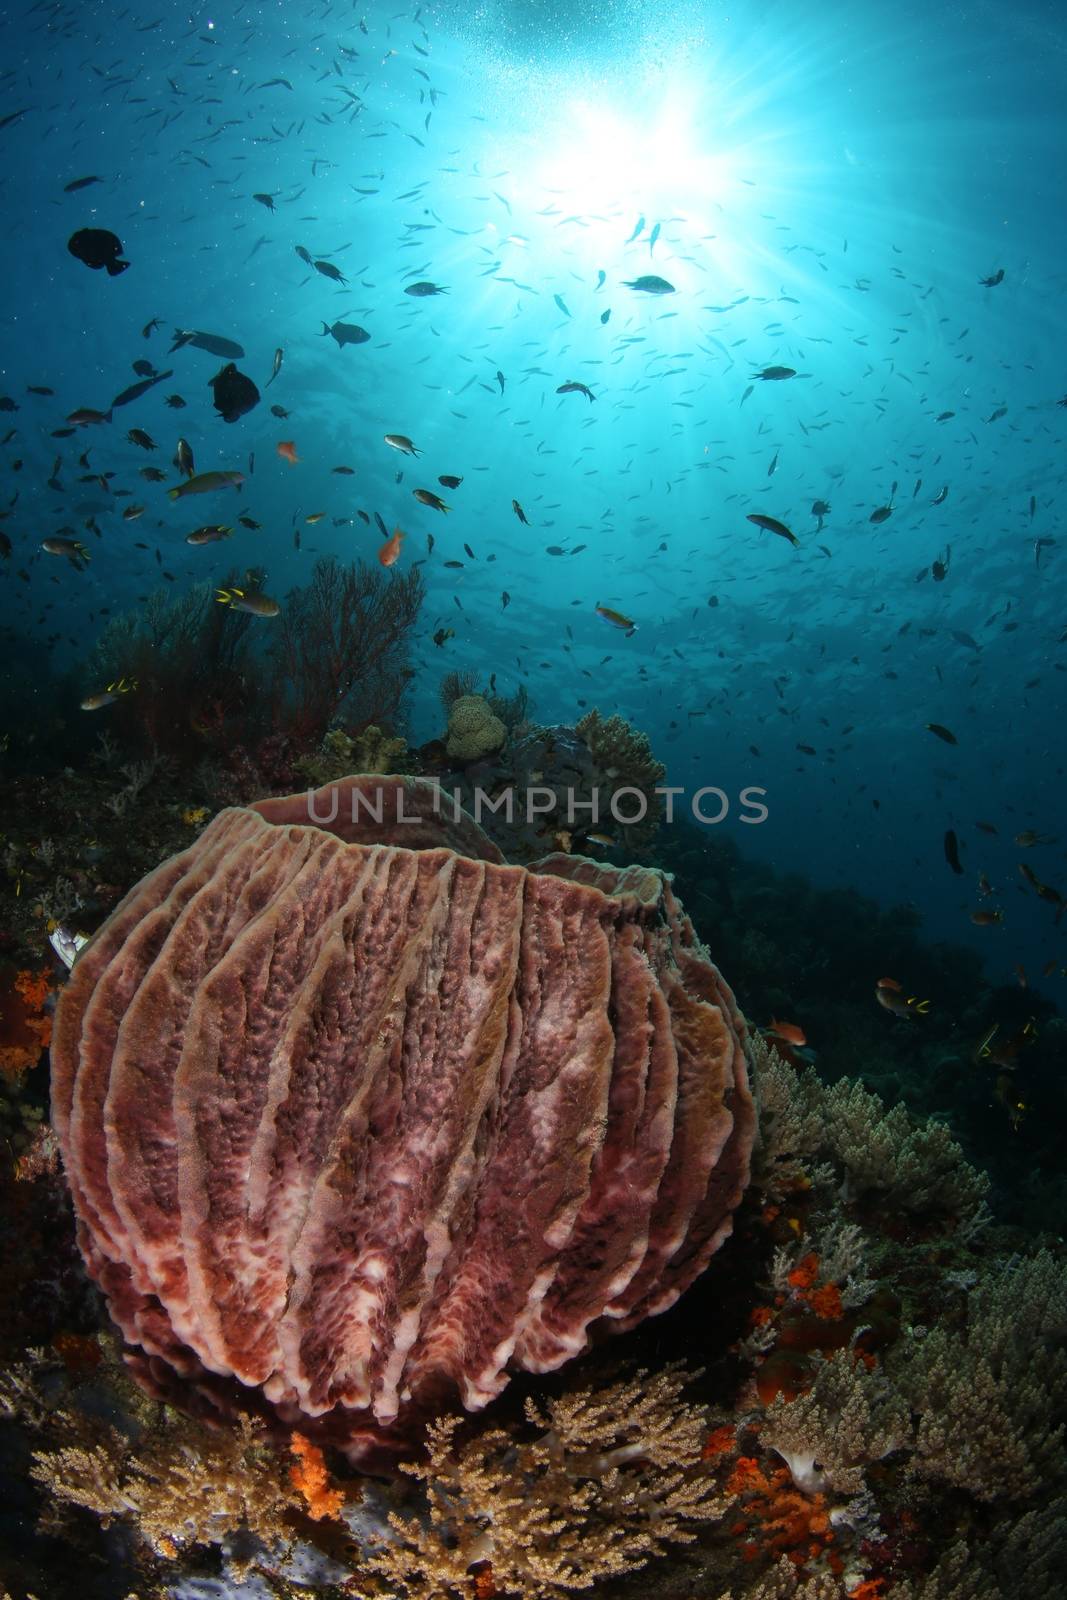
xmin=363 ymin=1365 xmax=724 ymax=1599
xmin=50 ymin=775 xmax=754 ymax=1467
xmin=0 ymin=965 xmax=52 ymax=1079
xmin=432 ymin=716 xmax=668 ymax=863
xmin=295 ymin=724 xmax=408 ymax=785
xmin=445 ymin=693 xmax=506 ymax=761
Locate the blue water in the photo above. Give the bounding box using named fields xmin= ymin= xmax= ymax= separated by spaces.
xmin=2 ymin=0 xmax=1065 ymax=985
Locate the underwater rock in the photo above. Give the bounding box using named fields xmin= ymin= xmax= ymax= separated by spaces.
xmin=51 ymin=775 xmax=754 ymax=1467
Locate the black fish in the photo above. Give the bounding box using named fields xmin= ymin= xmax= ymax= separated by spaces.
xmin=320 ymin=319 xmax=370 ymax=347
xmin=111 ymin=368 xmax=173 ymax=408
xmin=209 ymin=363 xmax=260 ymax=423
xmin=64 ymin=175 xmax=103 ymax=192
xmin=313 ymin=259 xmax=347 ymax=284
xmin=944 ymin=829 xmax=964 ymax=875
xmin=979 ymin=268 xmax=1004 ymax=287
xmin=170 ymin=329 xmax=246 ymax=359
xmin=68 ymin=227 xmax=129 ymax=276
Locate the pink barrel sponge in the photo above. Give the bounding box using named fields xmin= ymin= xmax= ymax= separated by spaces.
xmin=51 ymin=776 xmax=755 ymax=1465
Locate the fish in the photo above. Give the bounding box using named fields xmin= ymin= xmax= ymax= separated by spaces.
xmin=553 ymin=293 xmax=571 ymax=317
xmin=332 ymin=466 xmax=355 ymax=475
xmin=320 ymin=319 xmax=371 ymax=347
xmin=970 ymin=909 xmax=1004 ymax=926
xmin=126 ymin=428 xmax=156 ymax=451
xmin=252 ymin=192 xmax=275 ymax=210
xmin=216 ymin=586 xmax=280 ymax=617
xmin=80 ymin=675 xmax=137 ymax=710
xmin=313 ymin=260 xmax=347 ymax=284
xmin=648 ymin=221 xmax=660 ymax=254
xmin=404 ymin=280 xmax=447 ymax=296
xmin=139 ymin=467 xmax=166 ymax=482
xmin=266 ymin=348 xmax=283 ymax=387
xmin=64 ymin=175 xmax=103 ymax=193
xmin=625 ymin=216 xmax=645 ymax=243
xmin=384 ymin=433 xmax=420 ymax=456
xmin=164 ymin=394 xmax=186 ymax=409
xmin=1015 ymin=831 xmax=1055 ymax=847
xmin=595 ymin=603 xmax=636 ymax=635
xmin=950 ymin=630 xmax=980 ymax=651
xmin=979 ymin=268 xmax=1004 ymax=286
xmin=764 ymin=1018 xmax=806 ymax=1047
xmin=501 ymin=590 xmax=510 ymax=609
xmin=67 ymin=227 xmax=129 ymax=276
xmin=186 ymin=524 xmax=233 ymax=545
xmin=270 ymin=405 xmax=289 ymax=418
xmin=111 ymin=368 xmax=172 ymax=408
xmin=438 ymin=474 xmax=462 ymax=489
xmin=41 ymin=535 xmax=90 ymax=564
xmin=755 ymin=366 xmax=796 ymax=380
xmin=167 ymin=471 xmax=244 ymax=500
xmin=595 ymin=270 xmax=606 ymax=290
xmin=173 ymin=438 xmax=195 ymax=479
xmin=944 ymin=829 xmax=964 ymax=874
xmin=433 ymin=627 xmax=455 ymax=647
xmin=512 ymin=499 xmax=530 ymax=524
xmin=67 ymin=407 xmax=112 ymax=426
xmin=378 ymin=526 xmax=404 ymax=566
xmin=276 ymin=440 xmax=300 ymax=465
xmin=931 ymin=485 xmax=949 ymax=505
xmin=746 ymin=512 xmax=798 ymax=547
xmin=496 ymin=370 xmax=506 ymax=394
xmin=1035 ymin=537 xmax=1055 ymax=569
xmin=413 ymin=489 xmax=450 ymax=512
xmin=556 ymin=380 xmax=595 ymax=402
xmin=121 ymin=504 xmax=145 ymax=521
xmin=622 ymin=275 xmax=674 ymax=294
xmin=811 ymin=499 xmax=830 ymax=531
xmin=875 ymin=977 xmax=931 ymax=1018
xmin=925 ymin=723 xmax=958 ymax=744
xmin=238 ymin=516 xmax=261 ymax=530
xmin=209 ymin=363 xmax=260 ymax=423
xmin=170 ymin=329 xmax=245 ymax=359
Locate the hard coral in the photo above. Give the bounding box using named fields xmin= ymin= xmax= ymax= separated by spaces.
xmin=446 ymin=693 xmax=506 ymax=761
xmin=51 ymin=775 xmax=755 ymax=1467
xmin=575 ymin=708 xmax=666 ymax=845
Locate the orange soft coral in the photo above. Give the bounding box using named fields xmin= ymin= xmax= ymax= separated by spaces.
xmin=727 ymin=1459 xmax=835 ymax=1571
xmin=289 ymin=1433 xmax=346 ymax=1521
xmin=808 ymin=1282 xmax=845 ymax=1321
xmin=703 ymin=1424 xmax=738 ymax=1461
xmin=787 ymin=1252 xmax=820 ymax=1291
xmin=0 ymin=965 xmax=53 ymax=1080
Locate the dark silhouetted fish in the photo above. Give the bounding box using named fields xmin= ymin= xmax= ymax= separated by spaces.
xmin=209 ymin=363 xmax=260 ymax=423
xmin=320 ymin=320 xmax=370 ymax=347
xmin=111 ymin=369 xmax=173 ymax=408
xmin=68 ymin=227 xmax=129 ymax=276
xmin=170 ymin=329 xmax=246 ymax=359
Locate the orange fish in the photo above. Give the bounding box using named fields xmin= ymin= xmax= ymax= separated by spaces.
xmin=276 ymin=440 xmax=299 ymax=464
xmin=378 ymin=526 xmax=404 ymax=567
xmin=766 ymin=1018 xmax=806 ymax=1047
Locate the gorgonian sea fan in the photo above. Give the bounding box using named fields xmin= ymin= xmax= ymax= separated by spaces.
xmin=51 ymin=776 xmax=755 ymax=1467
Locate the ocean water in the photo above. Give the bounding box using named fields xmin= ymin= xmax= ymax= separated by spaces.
xmin=3 ymin=0 xmax=1064 ymax=988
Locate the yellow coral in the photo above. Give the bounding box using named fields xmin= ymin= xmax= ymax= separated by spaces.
xmin=446 ymin=694 xmax=506 ymax=761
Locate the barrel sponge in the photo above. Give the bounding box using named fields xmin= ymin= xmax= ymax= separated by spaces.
xmin=50 ymin=774 xmax=755 ymax=1467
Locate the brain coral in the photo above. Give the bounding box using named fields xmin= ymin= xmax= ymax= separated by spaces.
xmin=445 ymin=692 xmax=506 ymax=761
xmin=51 ymin=776 xmax=755 ymax=1467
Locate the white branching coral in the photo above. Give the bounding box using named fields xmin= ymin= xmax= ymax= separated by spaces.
xmin=362 ymin=1365 xmax=725 ymax=1598
xmin=760 ymin=1354 xmax=911 ymax=1497
xmin=898 ymin=1248 xmax=1067 ymax=1502
xmin=821 ymin=1078 xmax=990 ymax=1225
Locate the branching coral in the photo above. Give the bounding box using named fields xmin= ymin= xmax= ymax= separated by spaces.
xmin=760 ymin=1355 xmax=911 ymax=1497
xmin=896 ymin=1248 xmax=1067 ymax=1502
xmin=363 ymin=1366 xmax=725 ymax=1599
xmin=820 ymin=1079 xmax=990 ymax=1229
xmin=575 ymin=709 xmax=665 ymax=846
